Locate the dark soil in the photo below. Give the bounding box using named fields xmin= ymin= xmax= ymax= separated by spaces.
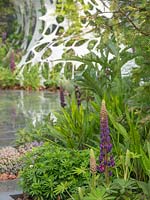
xmin=10 ymin=193 xmax=62 ymax=200
xmin=0 ymin=85 xmax=59 ymax=92
xmin=10 ymin=193 xmax=33 ymax=200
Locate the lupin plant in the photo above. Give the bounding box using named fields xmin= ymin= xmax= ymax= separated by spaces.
xmin=90 ymin=149 xmax=97 ymax=189
xmin=75 ymin=85 xmax=81 ymax=107
xmin=97 ymin=99 xmax=115 ymax=184
xmin=90 ymin=149 xmax=97 ymax=174
xmin=59 ymin=85 xmax=66 ymax=108
xmin=10 ymin=51 xmax=16 ymax=72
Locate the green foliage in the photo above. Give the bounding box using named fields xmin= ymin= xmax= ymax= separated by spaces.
xmin=15 ymin=121 xmax=51 ymax=146
xmin=0 ymin=67 xmax=19 ymax=88
xmin=74 ymin=177 xmax=143 ymax=200
xmin=69 ymin=42 xmax=134 ymax=102
xmin=108 ymin=107 xmax=141 ymax=152
xmin=0 ymin=1 xmax=149 ymax=199
xmin=0 ymin=0 xmax=16 ymax=34
xmin=75 ymin=64 xmax=103 ymax=97
xmin=110 ymin=178 xmax=140 ymax=200
xmin=90 ymin=95 xmax=148 ymax=181
xmin=137 ymin=179 xmax=150 ymax=199
xmin=42 ymin=63 xmax=60 ymax=89
xmin=60 ymin=0 xmax=150 ymax=122
xmin=47 ymin=95 xmax=99 ymax=149
xmin=55 ymin=0 xmax=82 ymax=35
xmin=108 ymin=106 xmax=147 ymax=180
xmin=72 ymin=177 xmax=143 ymax=200
xmin=140 ymin=142 xmax=150 ymax=177
xmin=19 ymin=143 xmax=90 ymax=200
xmin=0 ymin=45 xmax=7 ymax=63
xmin=22 ymin=65 xmax=40 ymax=90
xmin=83 ymin=187 xmax=113 ymax=200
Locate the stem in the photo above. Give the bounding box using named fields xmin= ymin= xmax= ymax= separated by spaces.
xmin=115 ymin=167 xmax=119 ymax=178
xmin=104 ymin=154 xmax=109 ymax=185
xmin=66 ymin=190 xmax=75 ymax=200
xmin=105 ymin=165 xmax=109 ymax=185
xmin=91 ymin=173 xmax=96 ymax=190
xmin=124 ymin=165 xmax=128 ymax=181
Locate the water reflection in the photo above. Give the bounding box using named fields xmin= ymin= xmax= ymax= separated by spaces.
xmin=0 ymin=90 xmax=59 ymax=146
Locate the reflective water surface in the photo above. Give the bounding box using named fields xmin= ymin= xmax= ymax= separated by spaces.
xmin=0 ymin=90 xmax=59 ymax=147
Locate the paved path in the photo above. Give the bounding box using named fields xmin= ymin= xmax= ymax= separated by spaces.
xmin=0 ymin=179 xmax=22 ymax=200
xmin=0 ymin=190 xmax=21 ymax=200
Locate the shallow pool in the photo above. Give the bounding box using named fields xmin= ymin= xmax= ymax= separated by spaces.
xmin=0 ymin=90 xmax=59 ymax=147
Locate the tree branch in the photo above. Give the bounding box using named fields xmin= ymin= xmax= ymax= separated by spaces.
xmin=98 ymin=0 xmax=150 ymax=36
xmin=118 ymin=8 xmax=150 ymax=36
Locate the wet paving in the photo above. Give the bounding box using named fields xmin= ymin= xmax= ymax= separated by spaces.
xmin=0 ymin=179 xmax=22 ymax=200
xmin=0 ymin=90 xmax=59 ymax=147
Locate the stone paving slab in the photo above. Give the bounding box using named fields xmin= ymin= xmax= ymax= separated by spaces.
xmin=0 ymin=190 xmax=21 ymax=200
xmin=0 ymin=192 xmax=12 ymax=200
xmin=0 ymin=179 xmax=22 ymax=200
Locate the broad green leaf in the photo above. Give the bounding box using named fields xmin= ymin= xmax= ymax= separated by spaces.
xmin=108 ymin=112 xmax=129 ymax=141
xmin=107 ymin=40 xmax=119 ymax=56
xmin=140 ymin=147 xmax=150 ymax=176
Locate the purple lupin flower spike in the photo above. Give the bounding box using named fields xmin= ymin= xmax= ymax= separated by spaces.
xmin=75 ymin=85 xmax=81 ymax=107
xmin=59 ymin=85 xmax=66 ymax=108
xmin=10 ymin=52 xmax=15 ymax=72
xmin=97 ymin=100 xmax=115 ymax=184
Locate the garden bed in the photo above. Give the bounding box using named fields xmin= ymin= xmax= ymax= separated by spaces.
xmin=0 ymin=85 xmax=59 ymax=92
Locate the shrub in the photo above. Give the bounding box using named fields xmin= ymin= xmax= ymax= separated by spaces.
xmin=47 ymin=96 xmax=99 ymax=149
xmin=0 ymin=67 xmax=19 ymax=88
xmin=22 ymin=65 xmax=40 ymax=90
xmin=0 ymin=146 xmax=21 ymax=175
xmin=19 ymin=143 xmax=90 ymax=200
xmin=0 ymin=142 xmax=43 ymax=177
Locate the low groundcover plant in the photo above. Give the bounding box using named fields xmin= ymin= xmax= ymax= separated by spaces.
xmin=19 ymin=143 xmax=90 ymax=200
